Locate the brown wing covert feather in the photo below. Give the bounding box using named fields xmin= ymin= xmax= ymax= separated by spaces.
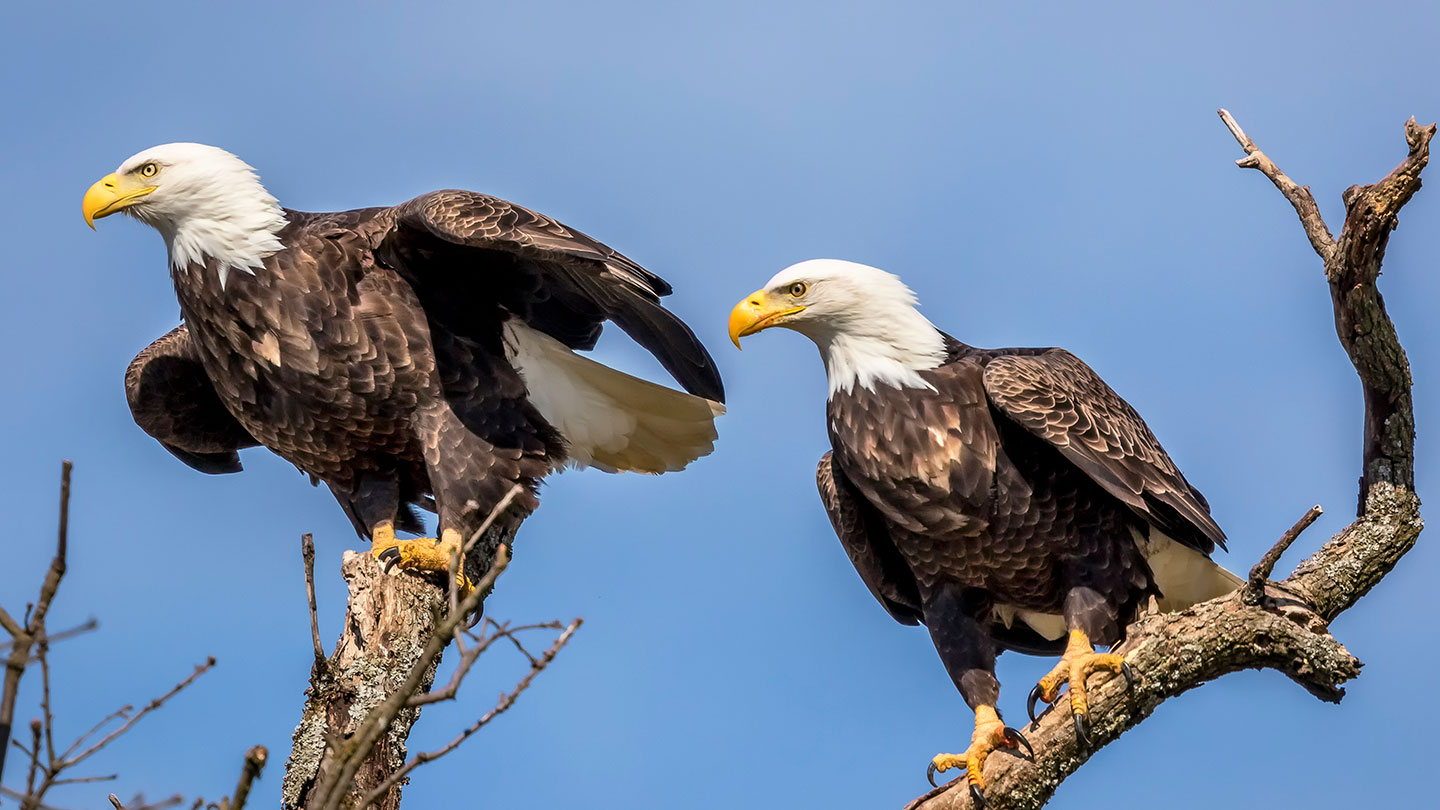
xmin=817 ymin=451 xmax=923 ymax=624
xmin=387 ymin=190 xmax=723 ymax=402
xmin=982 ymin=349 xmax=1225 ymax=553
xmin=125 ymin=325 xmax=259 ymax=474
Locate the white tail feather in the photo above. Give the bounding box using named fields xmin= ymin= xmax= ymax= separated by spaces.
xmin=1133 ymin=527 xmax=1244 ymax=612
xmin=991 ymin=528 xmax=1242 ymax=641
xmin=503 ymin=321 xmax=724 ymax=474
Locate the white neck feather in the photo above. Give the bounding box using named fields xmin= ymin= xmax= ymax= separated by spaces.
xmin=157 ymin=195 xmax=286 ymax=289
xmin=813 ymin=309 xmax=948 ymax=397
xmin=165 ymin=215 xmax=286 ymax=288
xmin=123 ymin=150 xmax=288 ymax=288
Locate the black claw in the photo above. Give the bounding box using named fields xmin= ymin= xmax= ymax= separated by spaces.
xmin=1073 ymin=711 xmax=1092 ymax=748
xmin=1003 ymin=727 xmax=1035 ymax=762
xmin=1120 ymin=661 xmax=1136 ymax=691
xmin=926 ymin=762 xmax=939 ymax=789
xmin=378 ymin=547 xmax=399 ymax=573
xmin=1027 ymin=684 xmax=1044 ymax=724
xmin=969 ymin=784 xmax=987 ymax=810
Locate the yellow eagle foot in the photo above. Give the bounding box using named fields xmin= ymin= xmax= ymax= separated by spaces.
xmin=370 ymin=526 xmax=474 ymax=595
xmin=1026 ymin=630 xmax=1135 ymax=747
xmin=926 ymin=705 xmax=1033 ymax=808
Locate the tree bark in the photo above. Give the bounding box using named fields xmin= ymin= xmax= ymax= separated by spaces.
xmin=282 ymin=552 xmax=446 ymax=810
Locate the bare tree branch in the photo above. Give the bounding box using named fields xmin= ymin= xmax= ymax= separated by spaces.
xmin=283 ymin=482 xmax=584 ymax=809
xmin=1 ymin=463 xmax=248 ymax=810
xmin=1217 ymin=108 xmax=1337 ymax=262
xmin=300 ymin=535 xmax=326 ymax=668
xmin=310 ymin=546 xmax=512 ymax=810
xmin=1 ymin=461 xmax=73 ymax=783
xmin=907 ymin=112 xmax=1428 ymax=810
xmin=355 ymin=617 xmax=582 ymax=810
xmin=64 ymin=658 xmax=216 ymax=771
xmin=1244 ymin=505 xmax=1323 ymax=604
xmin=0 ymin=621 xmax=100 ymax=655
xmin=214 ymin=746 xmax=268 ymax=810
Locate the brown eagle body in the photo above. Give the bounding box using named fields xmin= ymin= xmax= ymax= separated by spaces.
xmin=94 ymin=144 xmax=724 ymax=581
xmin=730 ymin=259 xmax=1237 ymax=795
xmin=819 ymin=338 xmax=1227 ymax=653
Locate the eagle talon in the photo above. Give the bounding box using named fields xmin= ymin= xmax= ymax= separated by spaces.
xmin=1073 ymin=711 xmax=1092 ymax=748
xmin=969 ymin=783 xmax=987 ymax=809
xmin=369 ymin=530 xmax=473 ymax=595
xmin=1026 ymin=684 xmax=1047 ymax=725
xmin=926 ymin=761 xmax=941 ymax=789
xmin=1120 ymin=661 xmax=1136 ymax=691
xmin=1003 ymin=727 xmax=1034 ymax=762
xmin=377 ymin=546 xmax=400 ymax=572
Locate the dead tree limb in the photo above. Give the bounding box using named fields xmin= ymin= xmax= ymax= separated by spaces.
xmin=1 ymin=461 xmax=72 ymax=783
xmin=284 ymin=485 xmax=581 ymax=810
xmin=906 ymin=112 xmax=1428 ymax=810
xmin=2 ymin=464 xmax=258 ymax=809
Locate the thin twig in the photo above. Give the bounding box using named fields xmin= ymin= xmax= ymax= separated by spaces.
xmin=1245 ymin=505 xmax=1324 ymax=604
xmin=0 ymin=607 xmax=21 ymax=639
xmin=448 ymin=485 xmax=524 ymax=616
xmin=406 ymin=621 xmax=565 ymax=709
xmin=1217 ymin=108 xmax=1337 ymax=262
xmin=406 ymin=633 xmax=496 ymax=709
xmin=1 ymin=462 xmax=74 ymax=782
xmin=225 ymin=745 xmax=268 ymax=810
xmin=63 ymin=658 xmax=215 ymax=769
xmin=355 ymin=617 xmax=582 ymax=809
xmin=38 ymin=644 xmax=56 ymax=768
xmin=49 ymin=774 xmax=117 ymax=786
xmin=58 ymin=705 xmax=132 ymax=763
xmin=0 ymin=619 xmax=100 ymax=654
xmin=0 ymin=785 xmax=75 ymax=810
xmin=301 ymin=535 xmax=326 ymax=667
xmin=31 ymin=461 xmax=72 ymax=632
xmin=26 ymin=719 xmax=42 ymax=797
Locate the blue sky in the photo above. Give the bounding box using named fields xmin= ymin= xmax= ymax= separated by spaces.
xmin=2 ymin=2 xmax=1436 ymax=808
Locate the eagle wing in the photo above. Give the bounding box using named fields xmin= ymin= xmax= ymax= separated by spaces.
xmin=982 ymin=349 xmax=1226 ymax=553
xmin=386 ymin=190 xmax=724 ymax=402
xmin=125 ymin=325 xmax=259 ymax=474
xmin=816 ymin=451 xmax=922 ymax=625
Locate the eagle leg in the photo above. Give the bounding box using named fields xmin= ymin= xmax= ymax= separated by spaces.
xmin=927 ymin=705 xmax=1033 ymax=804
xmin=922 ymin=585 xmax=1030 ymax=804
xmin=1026 ymin=628 xmax=1134 ymax=746
xmin=371 ymin=522 xmax=474 ymax=594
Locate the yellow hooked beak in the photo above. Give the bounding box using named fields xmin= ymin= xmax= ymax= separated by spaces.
xmin=82 ymin=173 xmax=156 ymax=229
xmin=728 ymin=289 xmax=805 ymax=349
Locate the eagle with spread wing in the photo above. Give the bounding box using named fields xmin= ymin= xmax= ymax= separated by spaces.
xmin=85 ymin=143 xmax=724 ymax=590
xmin=729 ymin=259 xmax=1238 ymax=804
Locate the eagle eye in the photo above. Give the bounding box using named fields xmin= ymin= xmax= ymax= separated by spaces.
xmin=138 ymin=162 xmax=159 ymax=178
xmin=787 ymin=282 xmax=808 ymax=298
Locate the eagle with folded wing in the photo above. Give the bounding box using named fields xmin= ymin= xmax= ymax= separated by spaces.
xmin=730 ymin=259 xmax=1239 ymax=805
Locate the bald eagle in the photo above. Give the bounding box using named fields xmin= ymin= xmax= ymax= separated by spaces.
xmin=729 ymin=259 xmax=1239 ymax=802
xmin=85 ymin=143 xmax=725 ymax=590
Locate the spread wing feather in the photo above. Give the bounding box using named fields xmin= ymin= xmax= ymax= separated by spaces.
xmin=816 ymin=451 xmax=923 ymax=625
xmin=125 ymin=325 xmax=259 ymax=474
xmin=387 ymin=190 xmax=724 ymax=402
xmin=982 ymin=349 xmax=1225 ymax=553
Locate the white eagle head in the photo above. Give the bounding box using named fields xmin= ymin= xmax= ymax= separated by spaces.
xmin=728 ymin=258 xmax=948 ymax=396
xmin=82 ymin=143 xmax=287 ymax=287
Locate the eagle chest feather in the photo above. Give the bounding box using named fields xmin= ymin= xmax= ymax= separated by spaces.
xmin=170 ymin=235 xmax=428 ymax=479
xmin=826 ymin=360 xmax=1143 ymax=608
xmin=826 ymin=366 xmax=1002 ymax=542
